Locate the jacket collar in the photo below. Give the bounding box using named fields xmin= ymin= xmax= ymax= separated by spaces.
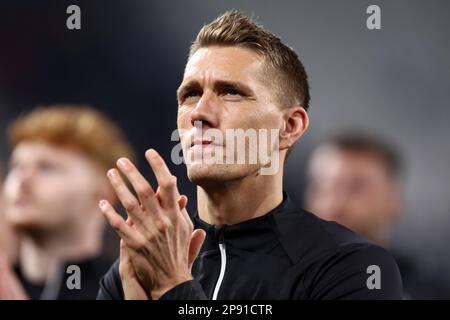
xmin=193 ymin=192 xmax=297 ymax=253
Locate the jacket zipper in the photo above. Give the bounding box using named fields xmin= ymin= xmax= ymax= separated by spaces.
xmin=212 ymin=235 xmax=226 ymax=300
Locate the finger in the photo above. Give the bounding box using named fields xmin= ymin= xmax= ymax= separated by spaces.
xmin=120 ymin=240 xmax=138 ymax=276
xmin=155 ymin=175 xmax=191 ymax=229
xmin=107 ymin=168 xmax=147 ymax=227
xmin=188 ymin=229 xmax=206 ymax=269
xmin=145 ymin=149 xmax=179 ymax=210
xmin=99 ymin=199 xmax=142 ymax=249
xmin=120 ymin=239 xmax=132 ymax=266
xmin=158 ymin=188 xmax=190 ymax=226
xmin=121 ymin=239 xmax=154 ymax=291
xmin=119 ymin=240 xmax=149 ymax=300
xmin=178 ymin=194 xmax=188 ymax=210
xmin=116 ymin=158 xmax=160 ymax=218
xmin=178 ymin=195 xmax=193 ymax=226
xmin=156 ymin=186 xmax=187 ymax=210
xmin=126 ymin=217 xmax=134 ymax=227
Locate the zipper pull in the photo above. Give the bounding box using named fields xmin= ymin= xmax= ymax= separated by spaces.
xmin=214 ymin=225 xmax=225 ymax=244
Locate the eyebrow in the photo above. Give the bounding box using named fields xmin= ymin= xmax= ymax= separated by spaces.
xmin=177 ymin=81 xmax=201 ymax=102
xmin=177 ymin=79 xmax=255 ymax=102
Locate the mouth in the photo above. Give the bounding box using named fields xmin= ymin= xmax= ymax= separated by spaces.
xmin=14 ymin=198 xmax=34 ymax=207
xmin=190 ymin=140 xmax=223 ymax=148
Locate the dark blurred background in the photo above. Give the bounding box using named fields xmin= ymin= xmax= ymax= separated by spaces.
xmin=1 ymin=0 xmax=449 ymax=290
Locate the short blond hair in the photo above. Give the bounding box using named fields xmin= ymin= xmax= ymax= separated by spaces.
xmin=189 ymin=11 xmax=310 ymax=111
xmin=8 ymin=105 xmax=135 ymax=173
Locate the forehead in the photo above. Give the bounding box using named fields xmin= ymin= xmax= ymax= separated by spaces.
xmin=183 ymin=46 xmax=265 ymax=83
xmin=311 ymin=147 xmax=387 ymax=180
xmin=13 ymin=141 xmax=62 ymax=157
xmin=11 ymin=141 xmax=87 ymax=165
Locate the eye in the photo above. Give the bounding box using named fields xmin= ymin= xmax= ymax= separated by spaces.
xmin=221 ymin=87 xmax=246 ymax=100
xmin=37 ymin=161 xmax=59 ymax=173
xmin=223 ymin=88 xmax=243 ymax=97
xmin=225 ymin=89 xmax=241 ymax=96
xmin=183 ymin=90 xmax=201 ymax=100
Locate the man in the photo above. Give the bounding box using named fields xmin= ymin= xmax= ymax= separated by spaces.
xmin=97 ymin=11 xmax=403 ymax=300
xmin=1 ymin=105 xmax=135 ymax=299
xmin=305 ymin=132 xmax=403 ymax=246
xmin=305 ymin=131 xmax=449 ymax=299
xmin=1 ymin=163 xmax=20 ymax=263
xmin=0 ymin=164 xmax=22 ymax=296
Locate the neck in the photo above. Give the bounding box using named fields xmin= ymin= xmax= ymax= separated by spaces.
xmin=197 ymin=169 xmax=283 ymax=225
xmin=19 ymin=211 xmax=103 ymax=284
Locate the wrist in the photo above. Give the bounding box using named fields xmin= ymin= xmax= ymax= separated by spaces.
xmin=151 ymin=275 xmax=193 ymax=300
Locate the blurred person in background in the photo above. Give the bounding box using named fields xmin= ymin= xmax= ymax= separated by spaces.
xmin=0 ymin=163 xmax=22 ymax=297
xmin=1 ymin=162 xmax=20 ymax=264
xmin=0 ymin=105 xmax=135 ymax=299
xmin=305 ymin=131 xmax=449 ymax=299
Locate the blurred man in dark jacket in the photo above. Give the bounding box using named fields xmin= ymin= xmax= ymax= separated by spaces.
xmin=305 ymin=131 xmax=449 ymax=299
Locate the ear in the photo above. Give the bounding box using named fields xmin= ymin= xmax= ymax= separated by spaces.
xmin=279 ymin=106 xmax=309 ymax=151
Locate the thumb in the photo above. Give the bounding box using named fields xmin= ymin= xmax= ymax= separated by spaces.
xmin=188 ymin=229 xmax=206 ymax=268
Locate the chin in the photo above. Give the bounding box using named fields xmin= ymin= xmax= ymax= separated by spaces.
xmin=8 ymin=218 xmax=41 ymax=233
xmin=187 ymin=163 xmax=227 ymax=184
xmin=6 ymin=209 xmax=44 ymax=231
xmin=186 ymin=162 xmax=261 ymax=187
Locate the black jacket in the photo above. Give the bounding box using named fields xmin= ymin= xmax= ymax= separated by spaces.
xmin=97 ymin=193 xmax=403 ymax=300
xmin=16 ymin=254 xmax=113 ymax=300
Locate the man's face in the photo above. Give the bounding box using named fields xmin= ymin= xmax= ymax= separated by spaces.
xmin=305 ymin=146 xmax=401 ymax=241
xmin=0 ymin=177 xmax=19 ymax=261
xmin=2 ymin=141 xmax=104 ymax=233
xmin=177 ymin=46 xmax=284 ymax=185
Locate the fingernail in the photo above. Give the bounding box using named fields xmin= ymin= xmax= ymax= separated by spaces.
xmin=107 ymin=169 xmax=117 ymax=178
xmin=147 ymin=149 xmax=157 ymax=159
xmin=117 ymin=158 xmax=128 ymax=168
xmin=99 ymin=200 xmax=107 ymax=208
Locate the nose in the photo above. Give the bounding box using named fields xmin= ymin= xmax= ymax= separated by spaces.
xmin=190 ymin=90 xmax=219 ymax=129
xmin=15 ymin=166 xmax=35 ymax=192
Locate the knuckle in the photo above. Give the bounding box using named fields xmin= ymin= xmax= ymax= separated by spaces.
xmin=134 ymin=238 xmax=147 ymax=250
xmin=143 ymin=236 xmax=154 ymax=246
xmin=128 ymin=237 xmax=147 ymax=252
xmin=123 ymin=199 xmax=139 ymax=212
xmin=161 ymin=176 xmax=177 ymax=189
xmin=110 ymin=216 xmax=123 ymax=230
xmin=155 ymin=218 xmax=170 ymax=233
xmin=136 ymin=184 xmax=153 ymax=198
